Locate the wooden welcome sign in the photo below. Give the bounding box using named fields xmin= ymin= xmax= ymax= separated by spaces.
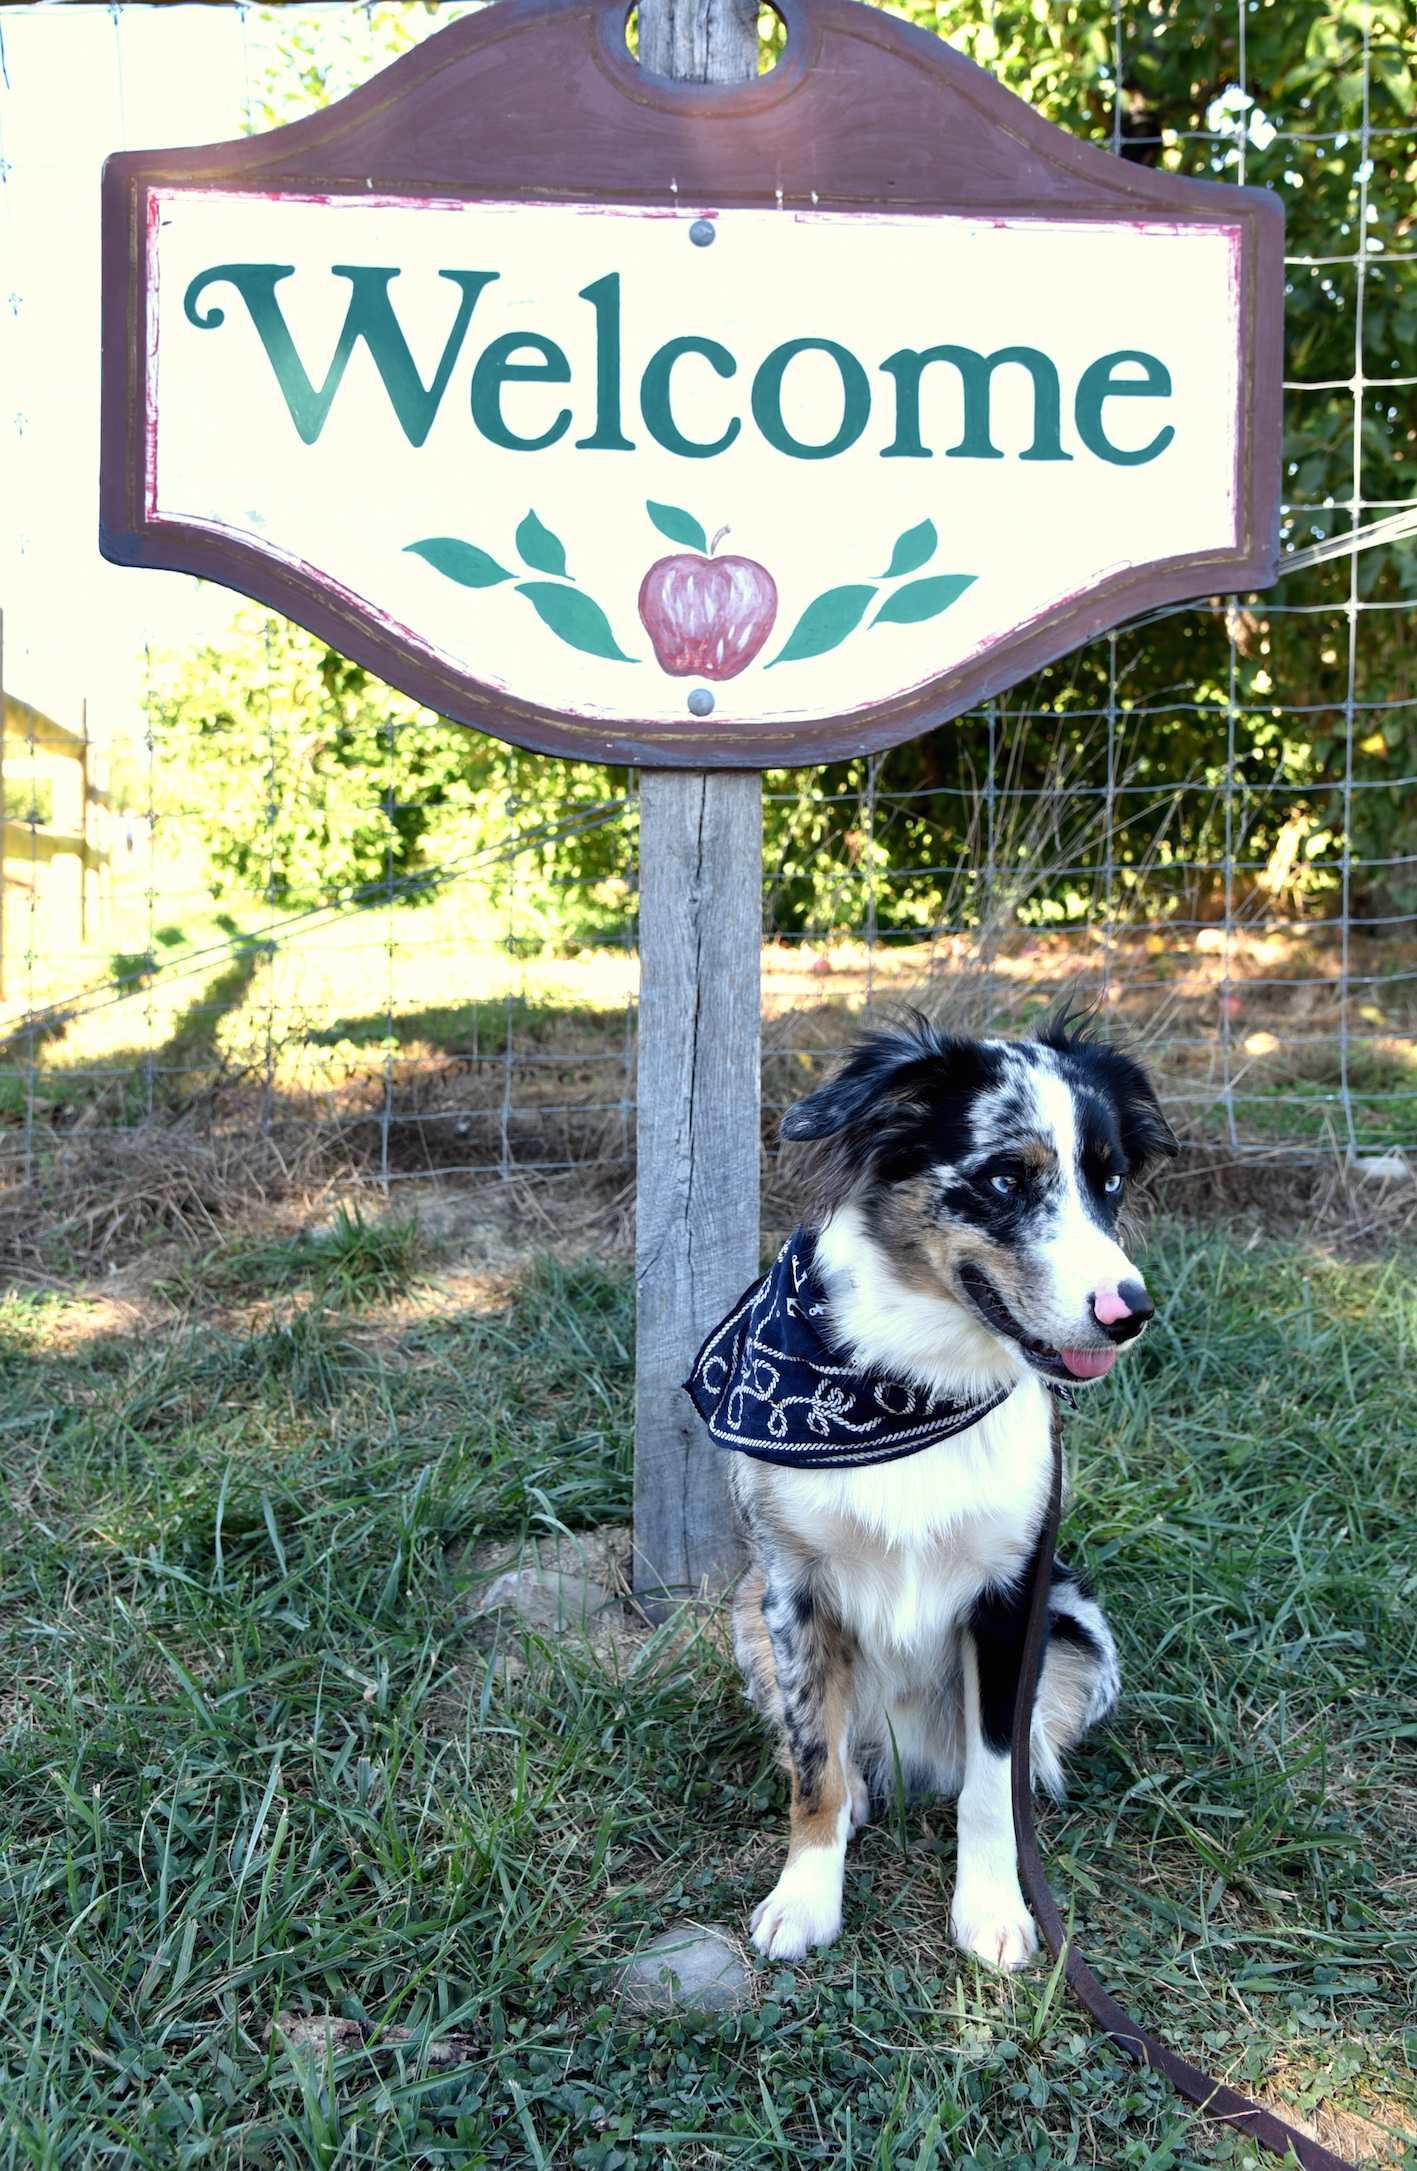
xmin=100 ymin=0 xmax=1282 ymax=769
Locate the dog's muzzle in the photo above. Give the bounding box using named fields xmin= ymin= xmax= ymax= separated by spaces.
xmin=957 ymin=1262 xmax=1080 ymax=1382
xmin=959 ymin=1264 xmax=1154 ymax=1383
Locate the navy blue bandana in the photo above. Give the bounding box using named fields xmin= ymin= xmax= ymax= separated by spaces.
xmin=684 ymin=1229 xmax=1017 ymax=1469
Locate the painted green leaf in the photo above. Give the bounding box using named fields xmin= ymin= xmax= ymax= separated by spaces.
xmin=647 ymin=500 xmax=708 ymax=553
xmin=768 ymin=585 xmax=878 ymax=666
xmin=516 ymin=510 xmax=571 ymax=579
xmin=404 ymin=537 xmax=513 ymax=588
xmin=516 ymin=583 xmax=636 ymax=662
xmin=872 ymin=573 xmax=976 ymax=627
xmin=881 ymin=519 xmax=938 ymax=580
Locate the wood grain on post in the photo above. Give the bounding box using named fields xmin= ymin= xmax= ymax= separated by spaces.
xmin=632 ymin=0 xmax=762 ymax=1612
xmin=634 ymin=770 xmax=761 ymax=1606
xmin=637 ymin=0 xmax=759 ymax=81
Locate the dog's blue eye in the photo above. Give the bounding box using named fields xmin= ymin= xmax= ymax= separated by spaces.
xmin=990 ymin=1174 xmax=1018 ymax=1196
xmin=1103 ymin=1174 xmax=1123 ymax=1194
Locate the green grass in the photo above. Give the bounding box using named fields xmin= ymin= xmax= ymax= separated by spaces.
xmin=1181 ymin=1040 xmax=1417 ymax=1155
xmin=205 ymin=1205 xmax=426 ymax=1310
xmin=1 ymin=1231 xmax=1415 ymax=2168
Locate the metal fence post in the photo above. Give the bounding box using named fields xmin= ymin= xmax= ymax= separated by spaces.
xmin=632 ymin=0 xmax=761 ymax=1610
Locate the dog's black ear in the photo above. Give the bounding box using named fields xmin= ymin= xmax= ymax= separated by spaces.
xmin=780 ymin=1014 xmax=997 ymax=1217
xmin=1116 ymin=1062 xmax=1180 ymax=1169
xmin=779 ymin=1087 xmax=857 ymax=1140
xmin=1091 ymin=1044 xmax=1180 ymax=1170
xmin=781 ymin=1052 xmax=911 ymax=1140
xmin=780 ymin=1013 xmax=944 ymax=1141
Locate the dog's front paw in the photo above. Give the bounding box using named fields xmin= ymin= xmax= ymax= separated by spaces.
xmin=950 ymin=1882 xmax=1038 ymax=1971
xmin=750 ymin=1849 xmax=844 ymax=1960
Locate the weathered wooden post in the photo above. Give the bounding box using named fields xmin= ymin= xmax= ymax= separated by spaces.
xmin=631 ymin=0 xmax=761 ymax=1611
xmin=633 ymin=768 xmax=759 ymax=1606
xmin=638 ymin=0 xmax=759 ymax=82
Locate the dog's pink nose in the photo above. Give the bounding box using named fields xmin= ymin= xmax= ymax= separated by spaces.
xmin=1092 ymin=1286 xmax=1133 ymax=1326
xmin=1091 ymin=1278 xmax=1155 ymax=1345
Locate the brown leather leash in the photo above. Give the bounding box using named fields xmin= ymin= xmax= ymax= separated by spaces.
xmin=1010 ymin=1407 xmax=1357 ymax=2171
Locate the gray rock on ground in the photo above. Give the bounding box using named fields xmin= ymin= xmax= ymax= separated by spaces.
xmin=620 ymin=1923 xmax=754 ymax=2014
xmin=476 ymin=1566 xmax=613 ymax=1632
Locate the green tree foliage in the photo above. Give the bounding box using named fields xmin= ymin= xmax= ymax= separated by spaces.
xmin=244 ymin=3 xmax=481 ymax=132
xmin=173 ymin=1 xmax=1417 ymax=946
xmin=149 ymin=614 xmax=636 ymax=945
xmin=150 ymin=615 xmax=463 ymax=906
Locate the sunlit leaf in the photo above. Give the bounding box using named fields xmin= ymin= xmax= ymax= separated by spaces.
xmin=768 ymin=585 xmax=877 ymax=665
xmin=516 ymin=511 xmax=571 ymax=579
xmin=516 ymin=583 xmax=636 ymax=661
xmin=881 ymin=519 xmax=938 ymax=579
xmin=871 ymin=574 xmax=976 ymax=626
xmin=646 ymin=501 xmax=709 ymax=553
xmin=403 ymin=537 xmax=512 ymax=588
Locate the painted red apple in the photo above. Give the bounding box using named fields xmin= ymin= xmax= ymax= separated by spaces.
xmin=638 ymin=531 xmax=778 ymax=680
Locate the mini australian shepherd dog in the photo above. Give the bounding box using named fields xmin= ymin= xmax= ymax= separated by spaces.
xmin=727 ymin=1013 xmax=1177 ymax=1968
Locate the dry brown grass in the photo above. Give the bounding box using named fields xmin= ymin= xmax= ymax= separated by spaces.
xmin=3 ymin=921 xmax=1414 ymax=1281
xmin=0 ymin=1128 xmax=312 ymax=1278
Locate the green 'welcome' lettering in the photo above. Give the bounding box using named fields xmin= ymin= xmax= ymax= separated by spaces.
xmin=182 ymin=263 xmax=499 ymax=447
xmin=752 ymin=339 xmax=871 ymax=460
xmin=184 ymin=263 xmax=1176 ymax=468
xmin=471 ymin=334 xmax=574 ymax=451
xmin=1074 ymin=350 xmax=1176 ymax=465
xmin=879 ymin=345 xmax=1071 ymax=461
xmin=640 ymin=337 xmax=741 ymax=458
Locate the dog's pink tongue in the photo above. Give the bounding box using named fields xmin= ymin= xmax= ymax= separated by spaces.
xmin=1060 ymin=1347 xmax=1117 ymax=1380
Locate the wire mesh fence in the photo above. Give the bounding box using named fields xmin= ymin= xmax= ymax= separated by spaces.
xmin=3 ymin=0 xmax=1416 ymax=1265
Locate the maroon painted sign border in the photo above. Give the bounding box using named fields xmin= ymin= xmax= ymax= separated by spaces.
xmin=100 ymin=0 xmax=1283 ymax=770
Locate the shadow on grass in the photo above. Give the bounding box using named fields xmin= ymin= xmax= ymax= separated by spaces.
xmin=0 ymin=940 xmax=269 ymax=1133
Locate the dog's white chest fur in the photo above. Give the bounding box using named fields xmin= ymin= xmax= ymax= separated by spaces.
xmin=779 ymin=1205 xmax=1054 ymax=1662
xmin=768 ymin=1377 xmax=1054 ymax=1660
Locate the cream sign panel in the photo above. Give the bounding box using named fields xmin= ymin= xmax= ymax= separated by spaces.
xmin=148 ymin=190 xmax=1241 ymax=732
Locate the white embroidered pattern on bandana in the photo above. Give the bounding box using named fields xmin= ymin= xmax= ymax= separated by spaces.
xmin=684 ymin=1231 xmax=1014 ymax=1469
